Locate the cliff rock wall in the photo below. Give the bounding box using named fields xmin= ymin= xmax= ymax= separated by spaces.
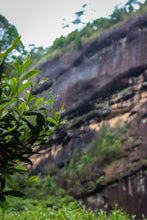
xmin=29 ymin=13 xmax=147 ymax=218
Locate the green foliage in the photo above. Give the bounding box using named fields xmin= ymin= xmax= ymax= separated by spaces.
xmin=52 ymin=30 xmax=83 ymax=51
xmin=110 ymin=6 xmax=127 ymax=23
xmin=126 ymin=0 xmax=140 ymax=12
xmin=67 ymin=30 xmax=83 ymax=50
xmin=52 ymin=35 xmax=66 ymax=49
xmin=0 ymin=172 xmax=76 ymax=212
xmin=86 ymin=121 xmax=126 ymax=163
xmin=0 ymin=14 xmax=25 ymax=55
xmin=66 ymin=30 xmax=79 ymax=43
xmin=92 ymin=18 xmax=111 ymax=29
xmin=0 ymin=15 xmax=26 ymax=77
xmin=74 ymin=36 xmax=82 ymax=50
xmin=0 ymin=205 xmax=139 ymax=220
xmin=80 ymin=154 xmax=92 ymax=165
xmin=96 ymin=175 xmax=105 ymax=184
xmin=98 ymin=122 xmax=107 ymax=145
xmin=95 ymin=122 xmax=123 ymax=161
xmin=0 ymin=37 xmax=64 ymax=202
xmin=45 ymin=0 xmax=146 ymax=60
xmin=62 ymin=121 xmax=129 ymax=195
xmin=64 ymin=148 xmax=79 ymax=181
xmin=26 ymin=44 xmax=48 ymax=68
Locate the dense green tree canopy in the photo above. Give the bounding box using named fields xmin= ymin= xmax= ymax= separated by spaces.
xmin=0 ymin=14 xmax=25 ymax=54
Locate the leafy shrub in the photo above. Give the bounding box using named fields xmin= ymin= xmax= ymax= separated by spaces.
xmin=92 ymin=17 xmax=111 ymax=29
xmin=52 ymin=35 xmax=66 ymax=49
xmin=66 ymin=30 xmax=79 ymax=43
xmin=110 ymin=6 xmax=127 ymax=23
xmin=0 ymin=171 xmax=77 ymax=212
xmin=0 ymin=205 xmax=139 ymax=220
xmin=0 ymin=37 xmax=64 ymax=202
xmin=95 ymin=122 xmax=123 ymax=161
xmin=96 ymin=175 xmax=105 ymax=184
xmin=62 ymin=121 xmax=128 ymax=192
xmin=74 ymin=36 xmax=82 ymax=50
xmin=49 ymin=1 xmax=146 ymax=55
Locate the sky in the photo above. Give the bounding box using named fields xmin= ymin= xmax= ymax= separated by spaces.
xmin=0 ymin=0 xmax=144 ymax=48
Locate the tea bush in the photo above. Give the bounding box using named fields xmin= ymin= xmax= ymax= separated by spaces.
xmin=1 ymin=205 xmax=140 ymax=220
xmin=0 ymin=37 xmax=65 ymax=202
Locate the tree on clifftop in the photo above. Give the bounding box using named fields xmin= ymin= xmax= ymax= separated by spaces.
xmin=126 ymin=0 xmax=140 ymax=12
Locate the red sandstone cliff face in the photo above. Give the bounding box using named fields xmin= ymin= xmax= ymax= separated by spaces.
xmin=35 ymin=12 xmax=147 ymax=117
xmin=29 ymin=12 xmax=147 ymax=219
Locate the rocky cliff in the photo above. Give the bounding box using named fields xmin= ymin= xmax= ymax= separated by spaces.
xmin=29 ymin=12 xmax=147 ymax=219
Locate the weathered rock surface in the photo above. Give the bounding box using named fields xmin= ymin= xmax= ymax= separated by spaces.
xmin=29 ymin=12 xmax=147 ymax=219
xmin=84 ymin=169 xmax=147 ymax=219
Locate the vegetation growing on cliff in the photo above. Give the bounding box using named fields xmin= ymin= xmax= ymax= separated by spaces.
xmin=0 ymin=2 xmax=147 ymax=219
xmin=1 ymin=1 xmax=146 ymax=70
xmin=48 ymin=0 xmax=147 ymax=56
xmin=60 ymin=121 xmax=129 ymax=196
xmin=0 ymin=119 xmax=140 ymax=219
xmin=15 ymin=0 xmax=146 ymax=71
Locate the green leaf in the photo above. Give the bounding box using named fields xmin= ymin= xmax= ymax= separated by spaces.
xmin=60 ymin=120 xmax=67 ymax=125
xmin=12 ymin=36 xmax=21 ymax=47
xmin=20 ymin=70 xmax=40 ymax=84
xmin=47 ymin=117 xmax=57 ymax=125
xmin=0 ymin=129 xmax=18 ymax=139
xmin=52 ymin=110 xmax=56 ymax=117
xmin=36 ymin=113 xmax=45 ymax=127
xmin=19 ymin=59 xmax=33 ymax=76
xmin=0 ymin=178 xmax=5 ymax=191
xmin=0 ymin=46 xmax=15 ymax=64
xmin=4 ymin=190 xmax=25 ymax=197
xmin=16 ymin=167 xmax=27 ymax=172
xmin=0 ymin=88 xmax=2 ymax=97
xmin=21 ymin=117 xmax=35 ymax=130
xmin=55 ymin=112 xmax=60 ymax=123
xmin=28 ymin=95 xmax=36 ymax=104
xmin=50 ymin=94 xmax=53 ymax=104
xmin=60 ymin=103 xmax=65 ymax=113
xmin=35 ymin=97 xmax=44 ymax=106
xmin=5 ymin=174 xmax=14 ymax=188
xmin=19 ymin=102 xmax=27 ymax=111
xmin=9 ymin=97 xmax=17 ymax=105
xmin=22 ymin=120 xmax=36 ymax=131
xmin=12 ymin=62 xmax=21 ymax=72
xmin=37 ymin=77 xmax=48 ymax=86
xmin=18 ymin=81 xmax=32 ymax=94
xmin=18 ymin=97 xmax=25 ymax=102
xmin=39 ymin=107 xmax=48 ymax=116
xmin=0 ymin=194 xmax=6 ymax=202
xmin=24 ymin=111 xmax=38 ymax=116
xmin=12 ymin=167 xmax=28 ymax=174
xmin=0 ymin=53 xmax=4 ymax=59
xmin=4 ymin=80 xmax=17 ymax=94
xmin=23 ymin=176 xmax=39 ymax=186
xmin=19 ymin=157 xmax=33 ymax=165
